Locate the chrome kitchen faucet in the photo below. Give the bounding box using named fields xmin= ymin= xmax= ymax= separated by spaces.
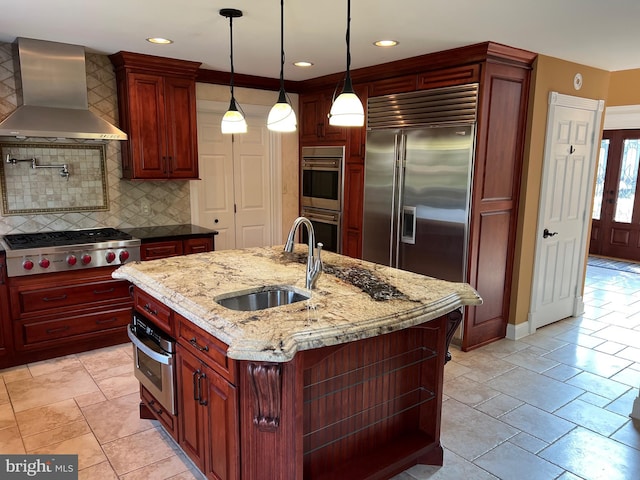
xmin=284 ymin=216 xmax=323 ymax=289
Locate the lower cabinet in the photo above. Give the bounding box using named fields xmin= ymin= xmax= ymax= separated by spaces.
xmin=140 ymin=237 xmax=214 ymax=260
xmin=176 ymin=344 xmax=239 ymax=480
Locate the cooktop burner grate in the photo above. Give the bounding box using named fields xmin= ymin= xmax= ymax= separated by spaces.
xmin=3 ymin=228 xmax=133 ymax=250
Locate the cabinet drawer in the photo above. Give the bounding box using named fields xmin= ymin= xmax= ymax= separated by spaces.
xmin=183 ymin=237 xmax=213 ymax=255
xmin=141 ymin=241 xmax=183 ymax=260
xmin=140 ymin=385 xmax=178 ymax=441
xmin=18 ymin=307 xmax=131 ymax=348
xmin=14 ymin=279 xmax=131 ymax=316
xmin=134 ymin=288 xmax=173 ymax=335
xmin=177 ymin=314 xmax=236 ymax=384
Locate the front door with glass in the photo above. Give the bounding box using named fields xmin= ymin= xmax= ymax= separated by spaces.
xmin=590 ymin=129 xmax=640 ymax=261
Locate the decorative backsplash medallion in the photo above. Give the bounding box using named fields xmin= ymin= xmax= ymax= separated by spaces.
xmin=0 ymin=143 xmax=108 ymax=215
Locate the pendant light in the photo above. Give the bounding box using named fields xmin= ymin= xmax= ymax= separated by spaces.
xmin=267 ymin=0 xmax=297 ymax=132
xmin=328 ymin=0 xmax=364 ymax=127
xmin=220 ymin=8 xmax=247 ymax=134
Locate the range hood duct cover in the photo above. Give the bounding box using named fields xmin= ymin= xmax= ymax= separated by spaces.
xmin=0 ymin=37 xmax=127 ymax=140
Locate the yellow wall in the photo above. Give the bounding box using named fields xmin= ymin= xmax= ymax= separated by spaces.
xmin=608 ymin=69 xmax=640 ymax=106
xmin=509 ymin=55 xmax=610 ymax=329
xmin=195 ymin=83 xmax=299 ymax=242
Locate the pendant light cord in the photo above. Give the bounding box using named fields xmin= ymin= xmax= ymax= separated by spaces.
xmin=345 ymin=0 xmax=352 ymax=81
xmin=279 ymin=0 xmax=285 ymax=89
xmin=228 ymin=15 xmax=236 ymax=98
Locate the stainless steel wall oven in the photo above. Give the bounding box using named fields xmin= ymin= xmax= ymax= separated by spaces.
xmin=301 ymin=207 xmax=341 ymax=254
xmin=128 ymin=312 xmax=176 ymax=415
xmin=301 ymin=146 xmax=344 ymax=212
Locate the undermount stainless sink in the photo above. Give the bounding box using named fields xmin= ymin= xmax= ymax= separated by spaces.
xmin=215 ymin=286 xmax=310 ymax=311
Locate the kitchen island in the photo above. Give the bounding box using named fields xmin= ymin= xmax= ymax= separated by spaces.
xmin=114 ymin=245 xmax=481 ymax=480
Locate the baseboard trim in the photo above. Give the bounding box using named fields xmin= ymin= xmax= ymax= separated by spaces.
xmin=506 ymin=320 xmax=531 ymax=341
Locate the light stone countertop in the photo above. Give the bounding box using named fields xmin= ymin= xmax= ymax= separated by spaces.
xmin=113 ymin=245 xmax=482 ymax=362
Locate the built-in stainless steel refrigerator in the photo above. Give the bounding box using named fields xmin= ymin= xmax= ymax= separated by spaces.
xmin=361 ymin=85 xmax=478 ymax=283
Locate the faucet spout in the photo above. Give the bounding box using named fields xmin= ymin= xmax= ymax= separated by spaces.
xmin=284 ymin=216 xmax=323 ymax=289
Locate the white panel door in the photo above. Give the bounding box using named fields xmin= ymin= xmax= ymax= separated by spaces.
xmin=530 ymin=93 xmax=604 ymax=331
xmin=234 ymin=116 xmax=272 ymax=248
xmin=191 ymin=100 xmax=277 ymax=251
xmin=193 ymin=108 xmax=235 ymax=250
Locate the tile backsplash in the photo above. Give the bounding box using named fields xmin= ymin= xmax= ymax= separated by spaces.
xmin=0 ymin=42 xmax=191 ymax=234
xmin=1 ymin=143 xmax=108 ymax=214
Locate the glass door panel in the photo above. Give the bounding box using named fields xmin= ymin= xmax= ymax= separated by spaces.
xmin=614 ymin=139 xmax=640 ymax=223
xmin=590 ymin=129 xmax=640 ymax=261
xmin=592 ymin=139 xmax=609 ymax=221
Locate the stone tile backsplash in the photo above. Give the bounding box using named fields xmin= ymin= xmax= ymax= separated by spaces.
xmin=0 ymin=42 xmax=191 ymax=234
xmin=1 ymin=143 xmax=108 ymax=214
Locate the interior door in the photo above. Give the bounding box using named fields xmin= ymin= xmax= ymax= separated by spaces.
xmin=590 ymin=129 xmax=640 ymax=260
xmin=191 ymin=101 xmax=275 ymax=250
xmin=193 ymin=108 xmax=235 ymax=250
xmin=530 ymin=93 xmax=604 ymax=331
xmin=232 ymin=121 xmax=273 ymax=248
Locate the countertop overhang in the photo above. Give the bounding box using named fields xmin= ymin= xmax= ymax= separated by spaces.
xmin=113 ymin=245 xmax=482 ymax=362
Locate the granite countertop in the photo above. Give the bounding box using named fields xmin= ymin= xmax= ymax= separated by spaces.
xmin=113 ymin=245 xmax=482 ymax=362
xmin=121 ymin=224 xmax=218 ymax=242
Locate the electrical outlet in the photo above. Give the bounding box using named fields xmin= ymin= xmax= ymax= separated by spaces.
xmin=141 ymin=201 xmax=150 ymax=216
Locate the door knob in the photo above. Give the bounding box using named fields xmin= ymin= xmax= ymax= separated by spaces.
xmin=543 ymin=228 xmax=558 ymax=238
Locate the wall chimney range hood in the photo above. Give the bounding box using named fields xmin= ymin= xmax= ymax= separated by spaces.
xmin=0 ymin=37 xmax=127 ymax=140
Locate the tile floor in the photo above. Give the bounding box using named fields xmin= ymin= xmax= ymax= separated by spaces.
xmin=0 ymin=262 xmax=638 ymax=479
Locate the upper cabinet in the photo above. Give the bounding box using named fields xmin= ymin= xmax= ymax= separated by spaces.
xmin=109 ymin=52 xmax=202 ymax=180
xmin=299 ymin=90 xmax=347 ymax=144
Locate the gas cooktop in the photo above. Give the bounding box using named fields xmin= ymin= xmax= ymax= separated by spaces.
xmin=3 ymin=227 xmax=133 ymax=250
xmin=1 ymin=227 xmax=141 ymax=277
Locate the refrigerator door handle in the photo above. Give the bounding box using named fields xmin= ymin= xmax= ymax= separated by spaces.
xmin=394 ymin=134 xmax=407 ymax=267
xmin=401 ymin=206 xmax=417 ymax=244
xmin=389 ymin=135 xmax=400 ymax=266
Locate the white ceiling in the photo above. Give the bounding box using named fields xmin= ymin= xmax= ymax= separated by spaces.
xmin=1 ymin=0 xmax=639 ymax=82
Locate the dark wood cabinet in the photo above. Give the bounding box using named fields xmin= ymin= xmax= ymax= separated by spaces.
xmin=140 ymin=385 xmax=179 ymax=441
xmin=177 ymin=339 xmax=239 ymax=480
xmin=109 ymin=52 xmax=201 ymax=180
xmin=140 ymin=236 xmax=214 ymax=260
xmin=5 ymin=268 xmax=132 ymax=365
xmin=299 ymin=90 xmax=347 ymax=144
xmin=0 ymin=254 xmax=10 ymax=361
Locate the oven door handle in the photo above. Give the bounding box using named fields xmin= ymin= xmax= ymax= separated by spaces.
xmin=127 ymin=325 xmax=172 ymax=365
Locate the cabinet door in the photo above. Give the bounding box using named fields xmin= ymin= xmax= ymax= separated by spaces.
xmin=0 ymin=256 xmax=9 ymax=359
xmin=183 ymin=237 xmax=214 ymax=255
xmin=127 ymin=73 xmax=168 ymax=178
xmin=299 ymin=91 xmax=346 ymax=144
xmin=140 ymin=240 xmax=184 ymax=260
xmin=299 ymin=93 xmax=323 ymax=143
xmin=202 ymin=363 xmax=239 ymax=480
xmin=177 ymin=346 xmax=207 ymax=472
xmin=321 ymin=92 xmax=347 ymax=142
xmin=165 ymin=77 xmax=199 ymax=178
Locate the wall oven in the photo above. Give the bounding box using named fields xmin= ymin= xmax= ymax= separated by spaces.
xmin=128 ymin=312 xmax=176 ymax=415
xmin=301 ymin=146 xmax=344 ymax=211
xmin=301 ymin=207 xmax=342 ymax=254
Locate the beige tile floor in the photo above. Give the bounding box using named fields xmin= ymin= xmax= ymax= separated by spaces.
xmin=0 ymin=261 xmax=638 ymax=479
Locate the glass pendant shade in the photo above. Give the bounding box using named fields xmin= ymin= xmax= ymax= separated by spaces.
xmin=221 ymin=98 xmax=247 ymax=134
xmin=268 ymin=0 xmax=296 ymax=132
xmin=329 ymin=0 xmax=364 ymax=127
xmin=220 ymin=8 xmax=246 ymax=135
xmin=267 ymin=90 xmax=297 ymax=132
xmin=329 ymin=86 xmax=364 ymax=127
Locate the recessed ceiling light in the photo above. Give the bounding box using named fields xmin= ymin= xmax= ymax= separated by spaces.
xmin=146 ymin=37 xmax=174 ymax=45
xmin=374 ymin=40 xmax=398 ymax=47
xmin=294 ymin=61 xmax=314 ymax=68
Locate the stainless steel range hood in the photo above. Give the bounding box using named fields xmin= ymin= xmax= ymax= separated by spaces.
xmin=0 ymin=37 xmax=127 ymax=140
